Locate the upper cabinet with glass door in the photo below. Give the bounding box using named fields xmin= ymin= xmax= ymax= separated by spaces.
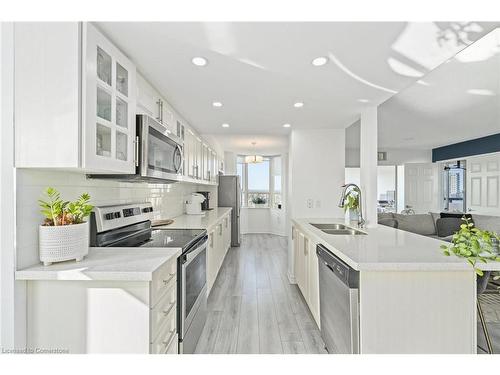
xmin=14 ymin=22 xmax=136 ymax=173
xmin=84 ymin=23 xmax=137 ymax=173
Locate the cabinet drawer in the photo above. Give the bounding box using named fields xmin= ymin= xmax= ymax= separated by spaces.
xmin=150 ymin=306 xmax=177 ymax=354
xmin=151 ymin=258 xmax=177 ymax=307
xmin=150 ymin=282 xmax=177 ymax=342
xmin=164 ymin=334 xmax=179 ymax=354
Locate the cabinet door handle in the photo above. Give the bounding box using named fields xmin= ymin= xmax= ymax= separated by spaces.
xmin=156 ymin=99 xmax=163 ymax=123
xmin=162 ymin=301 xmax=176 ymax=316
xmin=134 ymin=136 xmax=140 ymax=167
xmin=162 ymin=329 xmax=176 ymax=346
xmin=162 ymin=273 xmax=175 ymax=285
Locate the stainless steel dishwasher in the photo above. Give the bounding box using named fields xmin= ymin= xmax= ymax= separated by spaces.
xmin=317 ymin=244 xmax=360 ymax=354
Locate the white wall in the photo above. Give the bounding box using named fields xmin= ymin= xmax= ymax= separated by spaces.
xmin=289 ymin=129 xmax=346 ymax=218
xmin=288 ymin=129 xmax=345 ymax=279
xmin=346 ymin=147 xmax=431 ymax=167
xmin=224 ymin=151 xmax=237 ymax=175
xmin=16 ymin=170 xmax=217 ymax=269
xmin=1 ymin=22 xmax=21 ymax=350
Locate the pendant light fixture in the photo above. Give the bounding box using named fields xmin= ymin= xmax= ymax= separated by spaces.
xmin=244 ymin=142 xmax=264 ymax=164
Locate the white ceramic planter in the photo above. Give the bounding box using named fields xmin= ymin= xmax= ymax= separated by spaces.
xmin=39 ymin=221 xmax=89 ymax=266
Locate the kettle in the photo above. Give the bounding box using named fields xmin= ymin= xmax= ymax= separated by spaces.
xmin=185 ymin=193 xmax=206 ymax=215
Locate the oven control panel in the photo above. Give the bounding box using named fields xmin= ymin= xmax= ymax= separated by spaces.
xmin=92 ymin=203 xmax=154 ymax=233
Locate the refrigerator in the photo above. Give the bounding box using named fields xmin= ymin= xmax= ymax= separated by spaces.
xmin=218 ymin=175 xmax=241 ymax=247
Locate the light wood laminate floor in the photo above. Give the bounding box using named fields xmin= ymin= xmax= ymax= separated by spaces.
xmin=195 ymin=233 xmax=327 ymax=354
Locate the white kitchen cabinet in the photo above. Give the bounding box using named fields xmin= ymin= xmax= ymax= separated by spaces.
xmin=194 ymin=136 xmax=203 ymax=180
xmin=211 ymin=150 xmax=218 ymax=183
xmin=295 ymin=231 xmax=308 ymax=298
xmin=223 ymin=214 xmax=231 ymax=250
xmin=136 ymin=75 xmax=176 ymax=135
xmin=202 ymin=143 xmax=210 ymax=181
xmin=26 ymin=256 xmax=178 ymax=354
xmin=207 ymin=228 xmax=217 ymax=292
xmin=206 ymin=212 xmax=232 ymax=295
xmin=292 ymin=226 xmax=320 ymax=327
xmin=15 ymin=22 xmax=136 ymax=173
xmin=307 ymin=238 xmax=320 ymax=327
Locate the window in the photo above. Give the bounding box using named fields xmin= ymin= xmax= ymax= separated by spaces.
xmin=271 ymin=156 xmax=282 ymax=209
xmin=237 ymin=155 xmax=283 ymax=208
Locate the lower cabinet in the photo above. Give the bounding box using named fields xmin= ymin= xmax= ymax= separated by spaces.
xmin=207 ymin=212 xmax=232 ymax=295
xmin=292 ymin=225 xmax=320 ymax=327
xmin=26 ymin=256 xmax=179 ymax=354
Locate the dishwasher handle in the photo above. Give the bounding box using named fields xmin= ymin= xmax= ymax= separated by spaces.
xmin=317 ymin=244 xmax=359 ymax=288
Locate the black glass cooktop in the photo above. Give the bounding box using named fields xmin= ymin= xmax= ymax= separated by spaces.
xmin=141 ymin=228 xmax=206 ymax=249
xmin=103 ymin=227 xmax=206 ymax=251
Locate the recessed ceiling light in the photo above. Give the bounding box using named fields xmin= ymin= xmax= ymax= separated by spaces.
xmin=294 ymin=102 xmax=304 ymax=108
xmin=357 ymin=99 xmax=370 ymax=103
xmin=212 ymin=101 xmax=223 ymax=107
xmin=311 ymin=56 xmax=328 ymax=66
xmin=467 ymin=89 xmax=496 ymax=96
xmin=283 ymin=123 xmax=291 ymax=128
xmin=221 ymin=123 xmax=230 ymax=128
xmin=417 ymin=80 xmax=430 ymax=86
xmin=192 ymin=57 xmax=208 ymax=66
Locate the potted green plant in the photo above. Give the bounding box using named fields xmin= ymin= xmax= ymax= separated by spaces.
xmin=343 ymin=190 xmax=359 ymax=222
xmin=251 ymin=196 xmax=267 ymax=207
xmin=38 ymin=187 xmax=93 ymax=266
xmin=441 ymin=217 xmax=500 ymax=276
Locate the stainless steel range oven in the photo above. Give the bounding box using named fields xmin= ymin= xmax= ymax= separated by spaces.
xmin=178 ymin=235 xmax=208 ymax=354
xmin=90 ymin=202 xmax=208 ymax=354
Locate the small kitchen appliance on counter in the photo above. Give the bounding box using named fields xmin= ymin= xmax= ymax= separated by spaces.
xmin=185 ymin=193 xmax=206 ymax=215
xmin=197 ymin=191 xmax=213 ymax=211
xmin=90 ymin=202 xmax=208 ymax=354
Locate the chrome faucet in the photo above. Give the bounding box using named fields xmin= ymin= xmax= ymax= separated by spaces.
xmin=338 ymin=183 xmax=365 ymax=228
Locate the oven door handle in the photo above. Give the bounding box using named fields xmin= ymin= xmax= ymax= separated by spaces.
xmin=183 ymin=237 xmax=208 ymax=265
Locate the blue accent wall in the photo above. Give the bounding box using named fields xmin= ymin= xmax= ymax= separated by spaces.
xmin=432 ymin=133 xmax=500 ymax=162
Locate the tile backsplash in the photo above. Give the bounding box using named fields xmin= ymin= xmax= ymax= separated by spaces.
xmin=16 ymin=169 xmax=217 ymax=268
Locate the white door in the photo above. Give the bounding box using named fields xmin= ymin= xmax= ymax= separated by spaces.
xmin=466 ymin=154 xmax=500 ymax=215
xmin=404 ymin=163 xmax=440 ymax=213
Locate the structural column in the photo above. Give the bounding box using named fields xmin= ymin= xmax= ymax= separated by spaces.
xmin=360 ymin=107 xmax=378 ymax=227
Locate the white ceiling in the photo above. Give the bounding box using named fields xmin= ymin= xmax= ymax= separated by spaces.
xmin=210 ymin=134 xmax=289 ymax=155
xmin=378 ymin=27 xmax=500 ymax=150
xmin=96 ymin=22 xmax=499 ymax=152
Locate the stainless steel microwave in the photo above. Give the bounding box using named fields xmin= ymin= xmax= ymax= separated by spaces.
xmin=88 ymin=114 xmax=183 ymax=183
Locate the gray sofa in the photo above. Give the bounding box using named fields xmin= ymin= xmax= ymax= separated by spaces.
xmin=378 ymin=212 xmax=500 ymax=241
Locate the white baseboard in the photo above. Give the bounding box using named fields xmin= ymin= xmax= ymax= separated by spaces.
xmin=287 ymin=271 xmax=296 ymax=284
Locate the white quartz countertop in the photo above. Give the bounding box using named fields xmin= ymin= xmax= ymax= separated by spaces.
xmin=293 ymin=218 xmax=500 ymax=272
xmin=15 ymin=247 xmax=181 ymax=281
xmin=158 ymin=207 xmax=232 ymax=231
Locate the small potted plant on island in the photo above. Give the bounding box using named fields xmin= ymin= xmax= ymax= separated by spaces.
xmin=343 ymin=190 xmax=360 ymax=223
xmin=38 ymin=187 xmax=93 ymax=266
xmin=251 ymin=195 xmax=268 ymax=207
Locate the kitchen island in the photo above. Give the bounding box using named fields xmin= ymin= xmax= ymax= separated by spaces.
xmin=291 ymin=218 xmax=498 ymax=354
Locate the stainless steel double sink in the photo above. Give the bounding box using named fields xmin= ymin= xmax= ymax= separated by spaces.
xmin=309 ymin=223 xmax=367 ymax=235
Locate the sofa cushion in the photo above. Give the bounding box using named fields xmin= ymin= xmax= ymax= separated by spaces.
xmin=378 ymin=212 xmax=394 ymax=221
xmin=436 ymin=217 xmax=462 ymax=237
xmin=392 ymin=213 xmax=437 ymax=236
xmin=440 ymin=212 xmax=473 ymax=221
xmin=379 ymin=218 xmax=398 ymax=228
xmin=429 ymin=212 xmax=440 ymax=232
xmin=472 ymin=214 xmax=500 ymax=234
